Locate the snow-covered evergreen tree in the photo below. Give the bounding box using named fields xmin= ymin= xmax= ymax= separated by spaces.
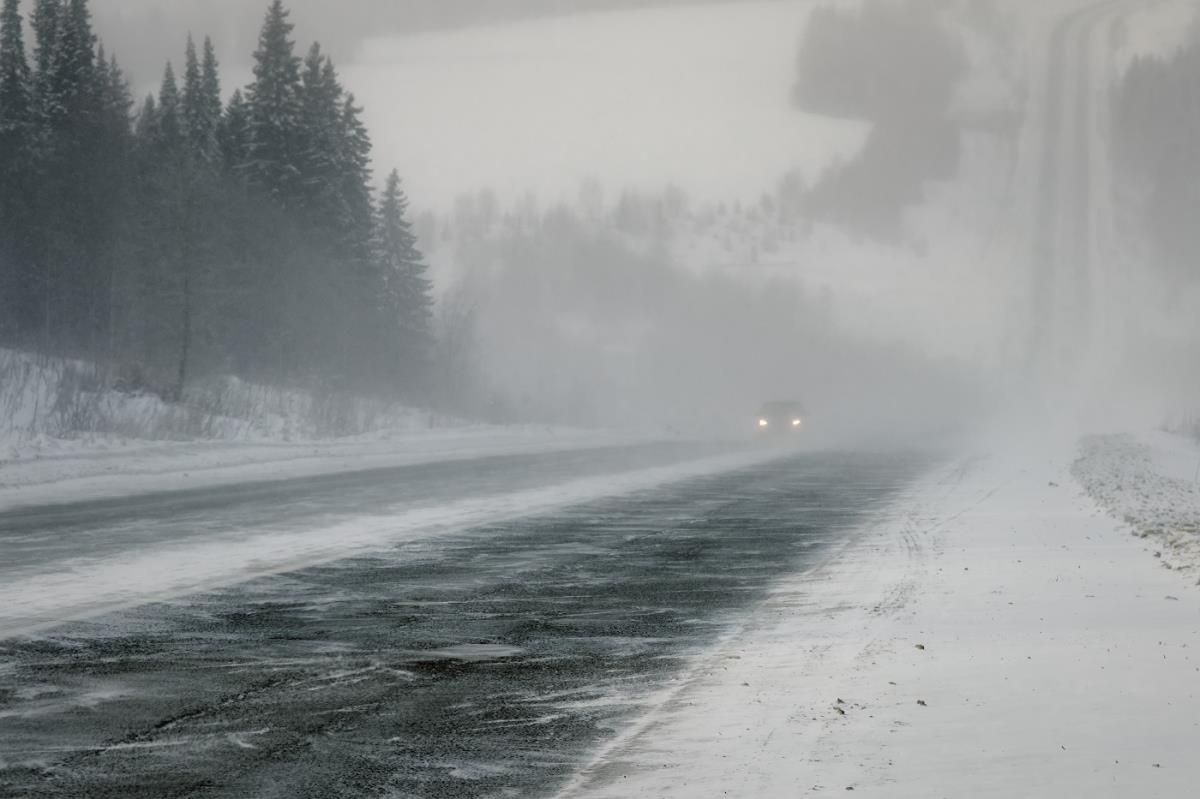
xmin=198 ymin=38 xmax=221 ymax=160
xmin=180 ymin=35 xmax=221 ymax=164
xmin=154 ymin=61 xmax=183 ymax=156
xmin=0 ymin=0 xmax=31 ymax=131
xmin=219 ymin=88 xmax=249 ymax=171
xmin=2 ymin=0 xmax=437 ymax=401
xmin=0 ymin=0 xmax=33 ymax=338
xmin=31 ymin=0 xmax=60 ymax=79
xmin=376 ymin=169 xmax=434 ymax=383
xmin=243 ymin=0 xmax=302 ymax=204
xmin=44 ymin=0 xmax=96 ymax=128
xmin=336 ymin=92 xmax=375 ymax=260
xmin=296 ymin=42 xmax=344 ymax=222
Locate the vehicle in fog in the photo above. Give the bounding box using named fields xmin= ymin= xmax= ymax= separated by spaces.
xmin=756 ymin=401 xmax=806 ymax=435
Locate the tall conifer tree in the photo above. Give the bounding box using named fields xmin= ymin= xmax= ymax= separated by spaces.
xmin=243 ymin=0 xmax=301 ymax=203
xmin=0 ymin=0 xmax=31 ymax=129
xmin=376 ymin=169 xmax=433 ymax=383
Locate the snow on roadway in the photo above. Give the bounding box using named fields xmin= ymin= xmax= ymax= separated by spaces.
xmin=558 ymin=436 xmax=1200 ymax=798
xmin=0 ymin=427 xmax=656 ymax=514
xmin=0 ymin=448 xmax=784 ymax=639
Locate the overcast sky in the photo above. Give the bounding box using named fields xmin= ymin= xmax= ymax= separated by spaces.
xmin=88 ymin=0 xmax=754 ymax=90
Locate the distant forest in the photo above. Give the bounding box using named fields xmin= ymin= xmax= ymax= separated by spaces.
xmin=1114 ymin=26 xmax=1200 ymax=291
xmin=0 ymin=0 xmax=433 ymax=400
xmin=792 ymin=0 xmax=965 ymax=237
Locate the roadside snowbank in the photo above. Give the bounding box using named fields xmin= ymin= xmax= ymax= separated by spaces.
xmin=0 ymin=348 xmax=438 ymax=448
xmin=1074 ymin=431 xmax=1200 ymax=581
xmin=0 ymin=347 xmax=658 ymax=512
xmin=559 ymin=440 xmax=1200 ymax=798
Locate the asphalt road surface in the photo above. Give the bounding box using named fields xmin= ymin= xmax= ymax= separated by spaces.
xmin=0 ymin=447 xmax=932 ymax=798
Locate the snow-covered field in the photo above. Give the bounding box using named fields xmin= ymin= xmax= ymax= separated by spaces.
xmin=559 ymin=435 xmax=1200 ymax=798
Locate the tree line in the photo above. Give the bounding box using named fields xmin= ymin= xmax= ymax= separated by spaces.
xmin=792 ymin=0 xmax=965 ymax=237
xmin=0 ymin=0 xmax=433 ymax=400
xmin=1114 ymin=33 xmax=1200 ymax=291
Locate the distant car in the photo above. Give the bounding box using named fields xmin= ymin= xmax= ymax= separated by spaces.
xmin=755 ymin=401 xmax=806 ymax=434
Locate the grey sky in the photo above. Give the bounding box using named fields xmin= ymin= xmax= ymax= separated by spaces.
xmin=88 ymin=0 xmax=750 ymax=90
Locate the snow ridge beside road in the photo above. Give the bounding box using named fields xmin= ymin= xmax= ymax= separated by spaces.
xmin=1074 ymin=431 xmax=1200 ymax=581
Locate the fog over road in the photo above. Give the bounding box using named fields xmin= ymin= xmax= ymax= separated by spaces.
xmin=0 ymin=448 xmax=932 ymax=798
xmin=0 ymin=1 xmax=1177 ymax=797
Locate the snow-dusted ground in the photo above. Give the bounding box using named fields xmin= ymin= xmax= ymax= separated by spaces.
xmin=1075 ymin=431 xmax=1200 ymax=581
xmin=0 ymin=346 xmax=668 ymax=512
xmin=558 ymin=436 xmax=1200 ymax=798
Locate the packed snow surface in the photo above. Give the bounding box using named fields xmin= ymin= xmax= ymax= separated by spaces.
xmin=559 ymin=436 xmax=1200 ymax=798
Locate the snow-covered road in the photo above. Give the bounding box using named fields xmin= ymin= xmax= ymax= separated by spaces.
xmin=560 ymin=438 xmax=1200 ymax=798
xmin=0 ymin=442 xmax=783 ymax=638
xmin=0 ymin=426 xmax=658 ymax=513
xmin=0 ymin=449 xmax=930 ymax=798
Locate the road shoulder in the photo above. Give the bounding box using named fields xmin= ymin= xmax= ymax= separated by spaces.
xmin=560 ymin=443 xmax=1200 ymax=798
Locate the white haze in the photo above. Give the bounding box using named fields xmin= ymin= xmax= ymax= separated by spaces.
xmin=344 ymin=2 xmax=865 ymax=211
xmin=87 ymin=0 xmax=1200 ymax=443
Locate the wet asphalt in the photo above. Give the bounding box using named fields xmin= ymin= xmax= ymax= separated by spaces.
xmin=0 ymin=447 xmax=931 ymax=798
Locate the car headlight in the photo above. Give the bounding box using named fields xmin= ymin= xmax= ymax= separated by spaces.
xmin=758 ymin=419 xmax=769 ymax=428
xmin=792 ymin=419 xmax=802 ymax=427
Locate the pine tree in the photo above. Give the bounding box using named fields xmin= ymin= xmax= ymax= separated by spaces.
xmin=133 ymin=92 xmax=156 ymax=144
xmin=181 ymin=36 xmax=201 ymax=145
xmin=198 ymin=37 xmax=221 ymax=161
xmin=376 ymin=169 xmax=433 ymax=385
xmin=336 ymin=92 xmax=374 ymax=256
xmin=92 ymin=46 xmax=135 ymax=360
xmin=32 ymin=0 xmax=60 ymax=78
xmin=182 ymin=34 xmax=221 ymax=163
xmin=46 ymin=0 xmax=97 ymax=126
xmin=97 ymin=53 xmax=132 ymax=141
xmin=0 ymin=0 xmax=31 ymax=129
xmin=243 ymin=0 xmax=302 ymax=203
xmin=218 ymin=88 xmax=248 ymax=172
xmin=0 ymin=0 xmax=34 ymax=340
xmin=29 ymin=0 xmax=107 ymax=352
xmin=296 ymin=42 xmax=343 ymax=220
xmin=155 ymin=61 xmax=183 ymax=156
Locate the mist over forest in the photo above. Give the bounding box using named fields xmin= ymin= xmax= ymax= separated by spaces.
xmin=2 ymin=0 xmax=1199 ymax=444
xmin=86 ymin=0 xmax=771 ymax=87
